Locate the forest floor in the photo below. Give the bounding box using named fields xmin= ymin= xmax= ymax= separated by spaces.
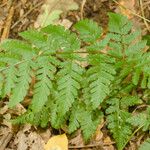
xmin=0 ymin=0 xmax=150 ymax=150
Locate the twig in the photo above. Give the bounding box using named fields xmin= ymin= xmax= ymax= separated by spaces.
xmin=0 ymin=49 xmax=121 ymax=74
xmin=132 ymin=104 xmax=148 ymax=113
xmin=80 ymin=0 xmax=86 ymax=19
xmin=11 ymin=1 xmax=43 ymax=29
xmin=112 ymin=0 xmax=150 ymax=23
xmin=69 ymin=142 xmax=115 ymax=149
xmin=139 ymin=0 xmax=150 ymax=32
xmin=1 ymin=6 xmax=14 ymax=41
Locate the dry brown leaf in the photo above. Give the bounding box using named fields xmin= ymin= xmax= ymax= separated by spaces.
xmin=28 ymin=132 xmax=45 ymax=150
xmin=57 ymin=19 xmax=73 ymax=29
xmin=16 ymin=131 xmax=28 ymax=150
xmin=34 ymin=0 xmax=78 ymax=28
xmin=44 ymin=134 xmax=68 ymax=150
xmin=13 ymin=124 xmax=45 ymax=150
xmin=39 ymin=129 xmax=51 ymax=143
xmin=69 ymin=131 xmax=84 ymax=146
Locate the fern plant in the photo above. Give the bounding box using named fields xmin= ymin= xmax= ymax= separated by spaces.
xmin=0 ymin=13 xmax=149 ymax=150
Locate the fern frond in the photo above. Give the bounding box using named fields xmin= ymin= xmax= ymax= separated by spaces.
xmin=41 ymin=25 xmax=80 ymax=52
xmin=8 ymin=61 xmax=32 ymax=107
xmin=74 ymin=19 xmax=102 ymax=43
xmin=19 ymin=29 xmax=47 ymax=49
xmin=30 ymin=56 xmax=57 ymax=112
xmin=69 ymin=102 xmax=103 ymax=141
xmin=108 ymin=12 xmax=132 ymax=34
xmin=120 ymin=96 xmax=142 ymax=109
xmin=68 ymin=102 xmax=82 ymax=133
xmin=13 ymin=107 xmax=50 ymax=128
xmin=0 ymin=53 xmax=20 ymax=65
xmin=79 ymin=109 xmax=102 ymax=141
xmin=106 ymin=98 xmax=132 ymax=150
xmin=2 ymin=65 xmax=17 ymax=97
xmin=107 ymin=12 xmax=150 ymax=90
xmin=0 ymin=12 xmax=149 ymax=149
xmin=85 ymin=54 xmax=116 ymax=108
xmin=127 ymin=107 xmax=150 ymax=131
xmin=0 ymin=40 xmax=36 ymax=59
xmin=55 ymin=61 xmax=83 ymax=115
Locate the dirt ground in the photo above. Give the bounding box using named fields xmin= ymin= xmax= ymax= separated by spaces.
xmin=0 ymin=0 xmax=150 ymax=150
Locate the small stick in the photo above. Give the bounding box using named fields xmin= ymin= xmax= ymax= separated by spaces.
xmin=80 ymin=0 xmax=87 ymax=19
xmin=11 ymin=1 xmax=43 ymax=29
xmin=69 ymin=142 xmax=115 ymax=149
xmin=1 ymin=6 xmax=14 ymax=41
xmin=139 ymin=0 xmax=150 ymax=32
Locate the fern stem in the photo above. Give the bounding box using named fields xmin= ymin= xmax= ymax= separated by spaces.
xmin=56 ymin=50 xmax=122 ymax=59
xmin=0 ymin=49 xmax=122 ymax=74
xmin=122 ymin=125 xmax=144 ymax=149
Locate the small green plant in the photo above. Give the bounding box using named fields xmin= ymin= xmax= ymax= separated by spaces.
xmin=0 ymin=13 xmax=149 ymax=150
xmin=139 ymin=138 xmax=150 ymax=150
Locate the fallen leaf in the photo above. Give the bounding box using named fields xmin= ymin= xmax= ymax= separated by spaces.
xmin=44 ymin=134 xmax=68 ymax=150
xmin=58 ymin=19 xmax=73 ymax=29
xmin=40 ymin=129 xmax=51 ymax=143
xmin=13 ymin=124 xmax=45 ymax=150
xmin=34 ymin=0 xmax=78 ymax=28
xmin=69 ymin=131 xmax=84 ymax=146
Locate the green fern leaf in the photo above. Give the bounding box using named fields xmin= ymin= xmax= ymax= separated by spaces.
xmin=122 ymin=30 xmax=141 ymax=44
xmin=0 ymin=40 xmax=36 ymax=59
xmin=108 ymin=12 xmax=132 ymax=34
xmin=120 ymin=96 xmax=142 ymax=109
xmin=125 ymin=40 xmax=147 ymax=56
xmin=41 ymin=25 xmax=80 ymax=52
xmin=69 ymin=102 xmax=103 ymax=141
xmin=68 ymin=103 xmax=81 ymax=133
xmin=79 ymin=109 xmax=102 ymax=141
xmin=0 ymin=53 xmax=20 ymax=65
xmin=106 ymin=98 xmax=132 ymax=150
xmin=0 ymin=12 xmax=149 ymax=147
xmin=31 ymin=56 xmax=57 ymax=112
xmin=2 ymin=65 xmax=17 ymax=97
xmin=85 ymin=54 xmax=116 ymax=108
xmin=7 ymin=61 xmax=31 ymax=107
xmin=19 ymin=29 xmax=47 ymax=49
xmin=74 ymin=19 xmax=102 ymax=43
xmin=56 ymin=61 xmax=83 ymax=115
xmin=127 ymin=107 xmax=150 ymax=131
xmin=8 ymin=61 xmax=32 ymax=107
